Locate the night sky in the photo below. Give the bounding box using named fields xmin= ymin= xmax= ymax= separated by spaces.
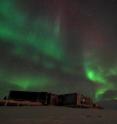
xmin=0 ymin=0 xmax=117 ymax=102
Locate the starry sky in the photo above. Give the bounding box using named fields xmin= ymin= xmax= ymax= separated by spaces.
xmin=0 ymin=0 xmax=117 ymax=102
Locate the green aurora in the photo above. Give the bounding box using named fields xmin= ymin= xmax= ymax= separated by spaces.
xmin=0 ymin=0 xmax=117 ymax=102
xmin=84 ymin=54 xmax=116 ymax=101
xmin=0 ymin=1 xmax=60 ymax=89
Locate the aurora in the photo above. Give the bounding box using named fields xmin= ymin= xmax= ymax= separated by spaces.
xmin=0 ymin=0 xmax=117 ymax=103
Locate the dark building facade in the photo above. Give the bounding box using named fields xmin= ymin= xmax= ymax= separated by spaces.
xmin=58 ymin=93 xmax=93 ymax=108
xmin=8 ymin=90 xmax=50 ymax=105
xmin=8 ymin=91 xmax=94 ymax=108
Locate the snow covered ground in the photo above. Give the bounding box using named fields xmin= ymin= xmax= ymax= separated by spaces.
xmin=0 ymin=106 xmax=117 ymax=124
